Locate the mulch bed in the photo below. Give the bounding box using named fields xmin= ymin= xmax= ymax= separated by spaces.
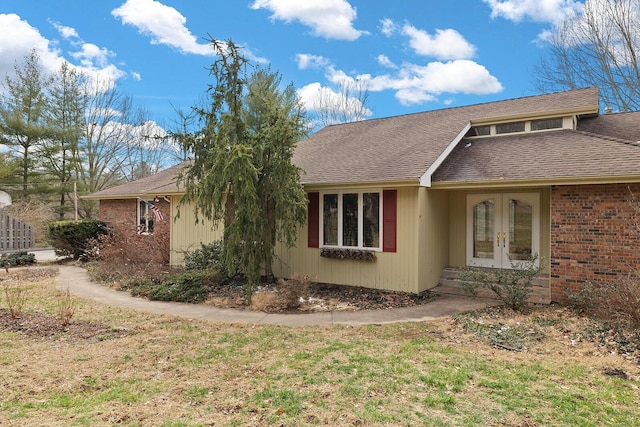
xmin=0 ymin=309 xmax=129 ymax=341
xmin=205 ymin=280 xmax=436 ymax=312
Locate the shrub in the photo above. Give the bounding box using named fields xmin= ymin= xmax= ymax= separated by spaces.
xmin=47 ymin=220 xmax=107 ymax=259
xmin=90 ymin=226 xmax=171 ymax=286
xmin=459 ymin=255 xmax=544 ymax=311
xmin=184 ymin=241 xmax=241 ymax=278
xmin=120 ymin=277 xmax=160 ymax=298
xmin=56 ymin=289 xmax=76 ymax=326
xmin=147 ymin=271 xmax=218 ymax=303
xmin=2 ymin=282 xmax=27 ymax=318
xmin=569 ymin=276 xmax=640 ymax=330
xmin=0 ymin=251 xmax=36 ymax=271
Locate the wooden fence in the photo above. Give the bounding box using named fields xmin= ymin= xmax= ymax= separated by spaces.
xmin=0 ymin=211 xmax=35 ymax=251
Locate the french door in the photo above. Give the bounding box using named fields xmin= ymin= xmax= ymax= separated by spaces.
xmin=466 ymin=193 xmax=539 ymax=268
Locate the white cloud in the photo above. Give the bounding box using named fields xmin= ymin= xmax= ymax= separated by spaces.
xmin=376 ymin=54 xmax=397 ymax=69
xmin=112 ymin=0 xmax=212 ymax=55
xmin=296 ymin=81 xmax=373 ymax=123
xmin=70 ymin=43 xmax=113 ymax=68
xmin=296 ymin=53 xmax=330 ymax=70
xmin=0 ymin=14 xmax=128 ymax=95
xmin=483 ymin=0 xmax=583 ymax=24
xmin=342 ymin=60 xmax=503 ymax=106
xmin=380 ymin=18 xmax=397 ymax=37
xmin=402 ymin=25 xmax=476 ymax=60
xmin=51 ymin=21 xmax=79 ymax=40
xmin=0 ymin=14 xmax=62 ymax=79
xmin=250 ymin=0 xmax=366 ymax=41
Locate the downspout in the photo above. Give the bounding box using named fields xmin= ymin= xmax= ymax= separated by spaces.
xmin=420 ymin=122 xmax=472 ymax=187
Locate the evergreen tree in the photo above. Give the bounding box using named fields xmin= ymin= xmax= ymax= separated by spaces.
xmin=0 ymin=50 xmax=52 ymax=197
xmin=181 ymin=40 xmax=308 ymax=303
xmin=44 ymin=62 xmax=85 ymax=219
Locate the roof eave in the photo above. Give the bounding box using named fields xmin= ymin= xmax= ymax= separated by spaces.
xmin=82 ymin=190 xmax=184 ymax=200
xmin=471 ymin=105 xmax=599 ymax=126
xmin=431 ymin=175 xmax=640 ymax=190
xmin=301 ymin=179 xmax=420 ymax=191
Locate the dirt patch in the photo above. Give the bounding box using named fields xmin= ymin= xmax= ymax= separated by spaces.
xmin=1 ymin=267 xmax=129 ymax=342
xmin=0 ymin=309 xmax=129 ymax=341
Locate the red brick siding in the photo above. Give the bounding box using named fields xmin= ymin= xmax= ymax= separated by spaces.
xmin=99 ymin=199 xmax=137 ymax=232
xmin=550 ymin=183 xmax=640 ymax=303
xmin=98 ymin=199 xmax=171 ymax=263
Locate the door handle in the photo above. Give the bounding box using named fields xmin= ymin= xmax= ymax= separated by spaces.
xmin=502 ymin=231 xmax=506 ymax=247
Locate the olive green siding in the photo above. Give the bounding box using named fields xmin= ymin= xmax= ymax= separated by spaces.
xmin=169 ymin=197 xmax=224 ymax=265
xmin=273 ymin=187 xmax=422 ymax=293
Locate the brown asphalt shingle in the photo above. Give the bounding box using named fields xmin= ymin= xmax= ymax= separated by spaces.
xmin=87 ymin=87 xmax=610 ymax=198
xmin=84 ymin=162 xmax=189 ymax=199
xmin=294 ymin=87 xmax=599 ymax=185
xmin=432 ymin=128 xmax=640 ymax=184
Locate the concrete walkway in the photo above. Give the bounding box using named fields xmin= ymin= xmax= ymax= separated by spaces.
xmin=53 ymin=265 xmax=498 ymax=326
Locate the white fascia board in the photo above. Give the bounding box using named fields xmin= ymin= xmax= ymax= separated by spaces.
xmin=420 ymin=122 xmax=472 ymax=187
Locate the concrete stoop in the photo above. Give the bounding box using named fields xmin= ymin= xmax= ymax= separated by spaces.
xmin=433 ymin=267 xmax=551 ymax=305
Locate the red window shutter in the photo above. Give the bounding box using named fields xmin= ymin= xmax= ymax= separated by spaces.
xmin=383 ymin=190 xmax=397 ymax=252
xmin=307 ymin=192 xmax=320 ymax=248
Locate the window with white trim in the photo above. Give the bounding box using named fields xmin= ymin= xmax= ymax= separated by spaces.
xmin=321 ymin=191 xmax=381 ymax=250
xmin=138 ymin=200 xmax=154 ymax=234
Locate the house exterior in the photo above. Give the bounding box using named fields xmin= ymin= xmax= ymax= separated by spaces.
xmin=86 ymin=87 xmax=640 ymax=303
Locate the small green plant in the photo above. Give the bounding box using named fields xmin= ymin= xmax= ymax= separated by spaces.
xmin=184 ymin=241 xmax=241 ymax=278
xmin=56 ymin=289 xmax=76 ymax=326
xmin=3 ymin=282 xmax=27 ymax=318
xmin=459 ymin=255 xmax=544 ymax=311
xmin=120 ymin=278 xmax=159 ymax=298
xmin=147 ymin=271 xmax=218 ymax=303
xmin=0 ymin=251 xmax=36 ymax=272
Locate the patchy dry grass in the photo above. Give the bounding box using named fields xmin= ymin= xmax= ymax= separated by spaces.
xmin=0 ymin=268 xmax=639 ymax=426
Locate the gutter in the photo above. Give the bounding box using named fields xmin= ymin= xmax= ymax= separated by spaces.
xmin=430 ymin=174 xmax=640 ymax=190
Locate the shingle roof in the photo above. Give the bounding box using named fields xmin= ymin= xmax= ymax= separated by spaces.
xmin=87 ymin=87 xmax=609 ymax=199
xmin=577 ymin=111 xmax=640 ymax=141
xmin=432 ymin=126 xmax=640 ymax=184
xmin=294 ymin=87 xmax=599 ymax=185
xmin=84 ymin=162 xmax=189 ymax=199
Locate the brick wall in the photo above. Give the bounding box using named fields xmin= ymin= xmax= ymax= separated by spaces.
xmin=550 ymin=183 xmax=640 ymax=303
xmin=98 ymin=198 xmax=171 ymax=264
xmin=99 ymin=198 xmax=170 ymax=234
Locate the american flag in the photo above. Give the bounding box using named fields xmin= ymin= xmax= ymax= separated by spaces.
xmin=147 ymin=201 xmax=164 ymax=222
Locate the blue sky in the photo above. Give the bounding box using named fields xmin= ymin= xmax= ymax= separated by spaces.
xmin=0 ymin=0 xmax=585 ymax=129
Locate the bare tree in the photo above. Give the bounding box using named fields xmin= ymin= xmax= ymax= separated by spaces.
xmin=533 ymin=0 xmax=640 ymax=112
xmin=314 ymin=79 xmax=371 ymax=127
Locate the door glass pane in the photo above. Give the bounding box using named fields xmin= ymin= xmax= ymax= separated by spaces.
xmin=363 ymin=192 xmax=379 ymax=248
xmin=323 ymin=194 xmax=338 ymax=245
xmin=473 ymin=201 xmax=494 ymax=258
xmin=342 ymin=193 xmax=358 ymax=247
xmin=509 ymin=199 xmax=533 ymax=260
